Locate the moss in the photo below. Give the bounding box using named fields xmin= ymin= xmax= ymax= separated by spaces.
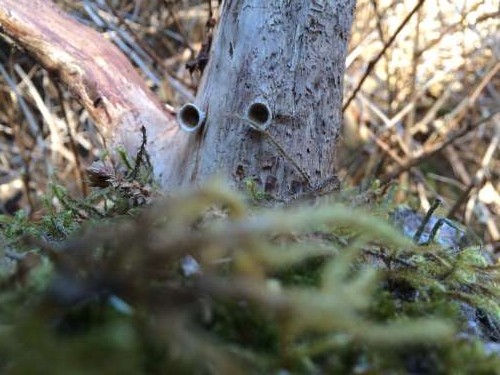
xmin=0 ymin=182 xmax=498 ymax=373
xmin=273 ymin=256 xmax=327 ymax=287
xmin=211 ymin=300 xmax=279 ymax=355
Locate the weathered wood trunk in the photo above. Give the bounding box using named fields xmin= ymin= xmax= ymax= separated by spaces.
xmin=179 ymin=0 xmax=355 ymax=198
xmin=0 ymin=0 xmax=356 ymax=200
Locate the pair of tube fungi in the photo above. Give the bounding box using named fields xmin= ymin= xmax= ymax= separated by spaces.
xmin=176 ymin=101 xmax=272 ymax=132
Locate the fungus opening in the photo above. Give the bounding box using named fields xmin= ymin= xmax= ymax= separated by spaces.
xmin=177 ymin=103 xmax=205 ymax=132
xmin=247 ymin=102 xmax=271 ymax=129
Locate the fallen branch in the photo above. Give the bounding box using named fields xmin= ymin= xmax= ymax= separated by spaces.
xmin=0 ymin=0 xmax=187 ymax=187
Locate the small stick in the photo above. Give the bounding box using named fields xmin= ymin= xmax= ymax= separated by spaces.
xmin=380 ymin=110 xmax=499 ymax=184
xmin=131 ymin=125 xmax=150 ymax=181
xmin=413 ymin=198 xmax=441 ymax=244
xmin=343 ymin=0 xmax=426 ymax=112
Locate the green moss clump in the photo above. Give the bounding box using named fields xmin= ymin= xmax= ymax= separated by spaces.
xmin=0 ymin=182 xmax=498 ymax=373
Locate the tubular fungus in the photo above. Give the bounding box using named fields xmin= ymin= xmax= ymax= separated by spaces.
xmin=246 ymin=101 xmax=271 ymax=130
xmin=177 ymin=103 xmax=206 ymax=132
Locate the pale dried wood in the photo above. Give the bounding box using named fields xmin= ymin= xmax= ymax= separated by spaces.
xmin=0 ymin=0 xmax=188 ymax=187
xmin=0 ymin=0 xmax=356 ymax=199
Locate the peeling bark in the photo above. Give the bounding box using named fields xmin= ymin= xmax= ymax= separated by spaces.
xmin=0 ymin=0 xmax=355 ymax=199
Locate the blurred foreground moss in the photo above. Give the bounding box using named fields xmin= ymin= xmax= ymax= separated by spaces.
xmin=0 ymin=181 xmax=499 ymax=374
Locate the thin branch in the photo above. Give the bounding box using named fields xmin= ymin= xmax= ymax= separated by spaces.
xmin=343 ymin=0 xmax=426 ymax=112
xmin=380 ymin=110 xmax=499 ymax=184
xmin=56 ymin=84 xmax=89 ymax=197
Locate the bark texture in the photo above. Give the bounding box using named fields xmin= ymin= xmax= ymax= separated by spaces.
xmin=179 ymin=0 xmax=355 ymax=198
xmin=0 ymin=0 xmax=355 ymax=199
